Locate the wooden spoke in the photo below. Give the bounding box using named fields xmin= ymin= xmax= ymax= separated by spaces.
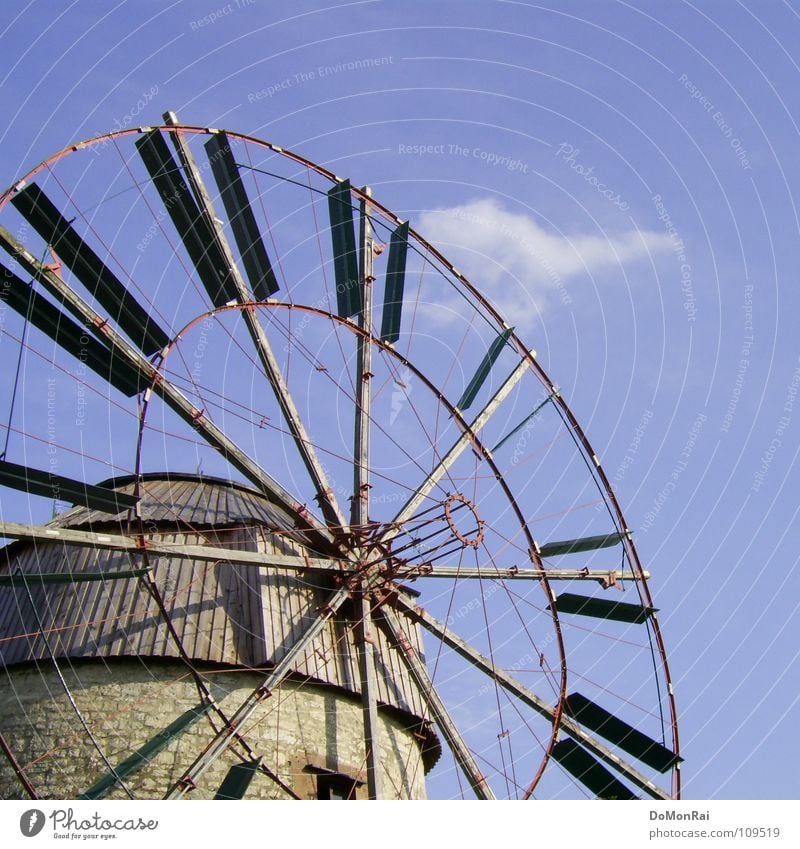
xmin=0 ymin=225 xmax=334 ymax=549
xmin=162 ymin=114 xmax=349 ymax=535
xmin=354 ymin=590 xmax=382 ymax=799
xmin=392 ymin=594 xmax=671 ymax=800
xmin=0 ymin=520 xmax=344 ymax=574
xmin=352 ymin=188 xmax=374 ymax=531
xmin=381 ymin=354 xmax=532 ymax=544
xmin=377 ymin=606 xmax=496 ymax=800
xmin=165 ymin=583 xmax=352 ymax=799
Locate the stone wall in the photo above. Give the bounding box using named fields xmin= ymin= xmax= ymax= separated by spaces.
xmin=0 ymin=660 xmax=428 ymax=800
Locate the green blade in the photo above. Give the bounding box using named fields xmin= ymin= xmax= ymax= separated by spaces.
xmin=10 ymin=183 xmax=169 ymax=355
xmin=0 ymin=569 xmax=147 ymax=587
xmin=491 ymin=392 xmax=554 ymax=453
xmin=205 ymin=132 xmax=279 ymax=299
xmin=456 ymin=328 xmax=514 ymax=410
xmin=214 ymin=758 xmax=262 ymax=800
xmin=551 ymin=738 xmax=638 ymax=799
xmin=0 ymin=262 xmax=143 ymax=396
xmin=380 ymin=221 xmax=409 ymax=343
xmin=0 ymin=460 xmax=139 ymax=514
xmin=327 ymin=179 xmax=361 ymax=317
xmin=539 ymin=532 xmax=623 ymax=558
xmin=80 ymin=703 xmax=213 ymax=800
xmin=136 ymin=130 xmax=236 ymax=307
xmin=554 ymin=593 xmax=655 ymax=624
xmin=566 ymin=693 xmax=681 ymax=773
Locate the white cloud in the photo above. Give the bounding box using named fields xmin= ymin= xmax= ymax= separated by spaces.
xmin=416 ymin=198 xmax=673 ymax=322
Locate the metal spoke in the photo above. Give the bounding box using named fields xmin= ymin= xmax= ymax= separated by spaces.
xmin=165 ymin=583 xmax=351 ymax=799
xmin=380 ymin=354 xmax=532 ymax=545
xmin=377 ymin=605 xmax=496 ymax=800
xmin=392 ymin=594 xmax=670 ymax=800
xmin=163 ymin=113 xmax=348 ymax=535
xmin=0 ymin=522 xmax=640 ymax=590
xmin=354 ymin=590 xmax=382 ymax=799
xmin=0 ymin=225 xmax=334 ymax=550
xmin=351 ymin=187 xmax=374 ymax=530
xmin=394 ymin=565 xmax=648 ymax=581
xmin=348 ymin=189 xmax=383 ymax=798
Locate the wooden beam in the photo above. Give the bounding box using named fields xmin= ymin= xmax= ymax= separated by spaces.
xmin=378 ymin=606 xmax=496 ymax=800
xmin=163 ymin=114 xmax=348 ymax=535
xmin=0 ymin=520 xmax=344 ymax=574
xmin=381 ymin=354 xmax=531 ymax=544
xmin=392 ymin=594 xmax=671 ymax=800
xmin=165 ymin=584 xmax=352 ymax=798
xmin=0 ymin=225 xmax=334 ymax=550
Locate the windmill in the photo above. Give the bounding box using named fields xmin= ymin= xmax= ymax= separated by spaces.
xmin=0 ymin=113 xmax=680 ymax=800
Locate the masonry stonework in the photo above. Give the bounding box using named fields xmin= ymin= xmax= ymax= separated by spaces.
xmin=0 ymin=660 xmax=428 ymax=800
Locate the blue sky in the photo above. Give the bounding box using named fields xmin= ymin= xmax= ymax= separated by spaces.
xmin=1 ymin=0 xmax=799 ymax=801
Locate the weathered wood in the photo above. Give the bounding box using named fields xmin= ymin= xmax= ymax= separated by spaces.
xmin=0 ymin=520 xmax=341 ymax=572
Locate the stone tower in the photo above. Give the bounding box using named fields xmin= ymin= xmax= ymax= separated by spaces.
xmin=0 ymin=474 xmax=439 ymax=799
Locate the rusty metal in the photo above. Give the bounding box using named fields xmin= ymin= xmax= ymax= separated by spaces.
xmin=443 ymin=494 xmax=485 ymax=548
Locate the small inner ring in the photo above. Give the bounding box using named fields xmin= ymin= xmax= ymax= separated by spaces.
xmin=444 ymin=493 xmax=485 ymax=548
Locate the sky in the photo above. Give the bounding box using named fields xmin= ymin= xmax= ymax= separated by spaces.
xmin=0 ymin=0 xmax=798 ymax=802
